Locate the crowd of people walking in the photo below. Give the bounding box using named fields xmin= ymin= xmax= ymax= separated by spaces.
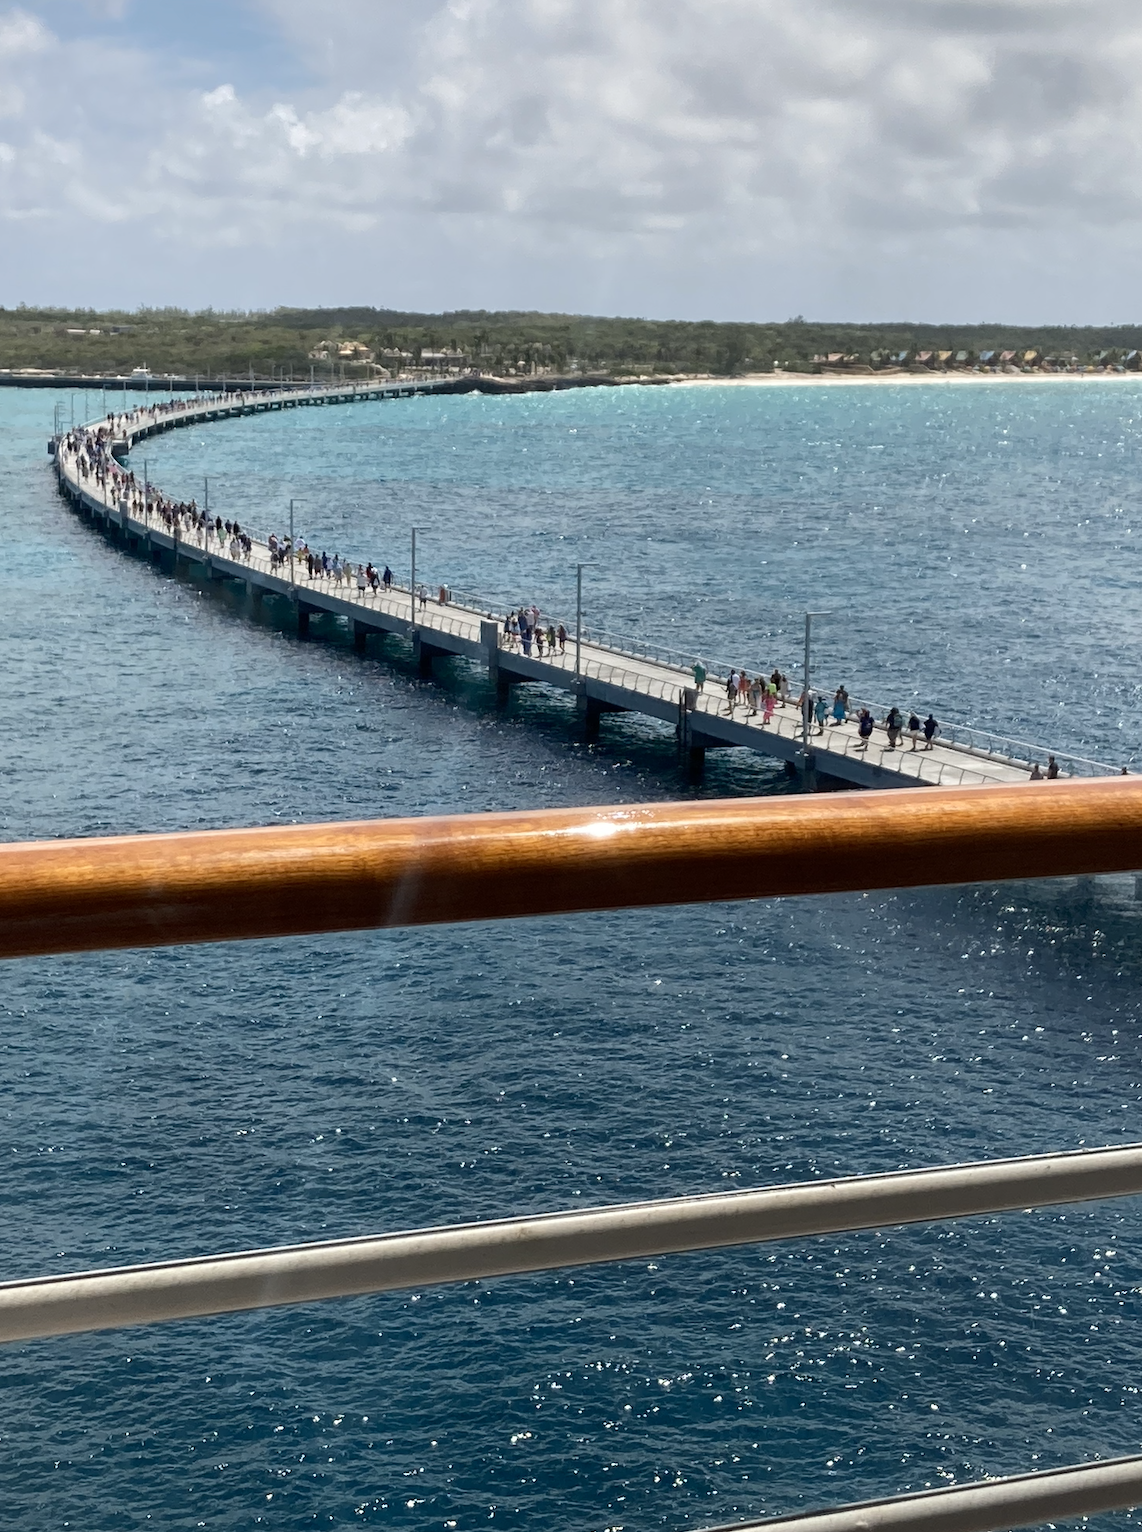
xmin=695 ymin=659 xmax=944 ymax=757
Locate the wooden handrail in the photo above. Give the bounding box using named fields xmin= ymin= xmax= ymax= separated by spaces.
xmin=0 ymin=778 xmax=1138 ymax=960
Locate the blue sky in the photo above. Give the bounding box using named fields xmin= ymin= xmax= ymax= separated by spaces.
xmin=2 ymin=1 xmax=1142 ymax=323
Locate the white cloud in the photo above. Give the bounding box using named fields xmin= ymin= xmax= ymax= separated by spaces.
xmin=214 ymin=0 xmax=1142 ymax=241
xmin=5 ymin=0 xmax=1142 ymax=316
xmin=0 ymin=9 xmax=49 ymax=59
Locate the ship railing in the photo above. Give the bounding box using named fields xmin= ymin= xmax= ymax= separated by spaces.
xmin=2 ymin=780 xmax=1142 ymax=1532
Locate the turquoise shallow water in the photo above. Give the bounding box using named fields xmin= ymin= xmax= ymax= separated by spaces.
xmin=0 ymin=381 xmax=1141 ymax=1531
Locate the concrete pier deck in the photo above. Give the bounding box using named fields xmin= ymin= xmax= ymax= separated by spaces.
xmin=51 ymin=386 xmax=1122 ymax=791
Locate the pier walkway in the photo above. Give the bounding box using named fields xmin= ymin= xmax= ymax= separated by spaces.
xmin=51 ymin=387 xmax=1122 ymax=790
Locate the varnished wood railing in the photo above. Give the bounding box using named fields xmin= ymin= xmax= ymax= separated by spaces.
xmin=0 ymin=778 xmax=1139 ymax=959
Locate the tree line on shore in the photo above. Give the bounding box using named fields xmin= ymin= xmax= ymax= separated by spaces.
xmin=4 ymin=303 xmax=1142 ymax=378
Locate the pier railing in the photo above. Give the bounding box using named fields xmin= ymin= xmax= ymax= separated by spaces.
xmin=74 ymin=402 xmax=1126 ymax=779
xmin=2 ymin=779 xmax=1142 ymax=1532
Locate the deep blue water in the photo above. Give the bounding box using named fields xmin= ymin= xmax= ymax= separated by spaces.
xmin=1 ymin=380 xmax=1141 ymax=1531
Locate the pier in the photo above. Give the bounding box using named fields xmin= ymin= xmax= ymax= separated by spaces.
xmin=51 ymin=385 xmax=1121 ymax=791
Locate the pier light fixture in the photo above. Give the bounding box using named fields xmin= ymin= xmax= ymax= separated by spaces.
xmin=802 ymin=610 xmax=834 ymax=759
xmin=575 ymin=562 xmax=598 ymax=677
xmin=288 ymin=498 xmax=305 ymax=592
xmin=410 ymin=528 xmax=428 ymax=626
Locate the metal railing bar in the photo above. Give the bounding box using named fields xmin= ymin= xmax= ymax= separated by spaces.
xmin=0 ymin=778 xmax=1139 ymax=961
xmin=3 ymin=1140 xmax=1141 ymax=1344
xmin=696 ymin=1452 xmax=1142 ymax=1532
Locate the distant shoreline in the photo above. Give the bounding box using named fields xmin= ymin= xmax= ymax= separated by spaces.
xmin=5 ymin=366 xmax=1141 ymax=399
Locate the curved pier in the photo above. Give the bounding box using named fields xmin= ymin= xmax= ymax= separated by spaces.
xmin=50 ymin=385 xmax=1121 ymax=790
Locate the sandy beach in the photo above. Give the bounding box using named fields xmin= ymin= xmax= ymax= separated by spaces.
xmin=673 ymin=369 xmax=1142 ymax=387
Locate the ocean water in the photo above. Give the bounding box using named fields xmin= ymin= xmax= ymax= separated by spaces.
xmin=0 ymin=379 xmax=1141 ymax=1532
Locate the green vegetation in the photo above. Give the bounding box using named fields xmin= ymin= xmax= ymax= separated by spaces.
xmin=4 ymin=303 xmax=1142 ymax=377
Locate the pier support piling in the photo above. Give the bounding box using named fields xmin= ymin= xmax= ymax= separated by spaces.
xmin=578 ymin=694 xmax=625 ymax=743
xmin=413 ymin=632 xmax=447 ymax=678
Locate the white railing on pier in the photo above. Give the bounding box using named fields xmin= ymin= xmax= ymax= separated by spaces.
xmin=57 ymin=398 xmax=1129 ymax=784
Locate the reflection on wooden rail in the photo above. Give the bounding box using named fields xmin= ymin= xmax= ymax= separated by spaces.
xmin=0 ymin=778 xmax=1138 ymax=960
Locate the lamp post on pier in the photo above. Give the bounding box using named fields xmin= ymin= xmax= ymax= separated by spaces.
xmin=802 ymin=610 xmax=833 ymax=760
xmin=289 ymin=498 xmax=305 ymax=593
xmin=410 ymin=527 xmax=427 ymax=626
xmin=575 ymin=562 xmax=597 ymax=677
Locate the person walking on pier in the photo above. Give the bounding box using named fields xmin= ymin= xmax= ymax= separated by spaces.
xmin=1030 ymin=761 xmax=1044 ymax=779
xmin=813 ymin=693 xmax=828 ymax=734
xmin=832 ymin=689 xmax=847 ymax=726
xmin=856 ymin=709 xmax=874 ymax=749
xmin=762 ymin=684 xmax=776 ymax=726
xmin=726 ymin=670 xmax=739 ymax=714
xmin=693 ymin=659 xmax=707 ymax=692
xmin=885 ymin=706 xmax=903 ymax=749
xmin=356 ymin=564 xmax=367 ymax=595
xmin=923 ymin=713 xmax=939 ymax=749
xmin=557 ymin=623 xmax=567 ymax=655
xmin=908 ymin=712 xmax=921 ymax=749
xmin=383 ymin=565 xmax=393 ymax=590
xmin=1047 ymin=755 xmax=1059 ymax=779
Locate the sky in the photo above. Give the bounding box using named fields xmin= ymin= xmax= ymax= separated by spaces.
xmin=1 ymin=0 xmax=1141 ymax=323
